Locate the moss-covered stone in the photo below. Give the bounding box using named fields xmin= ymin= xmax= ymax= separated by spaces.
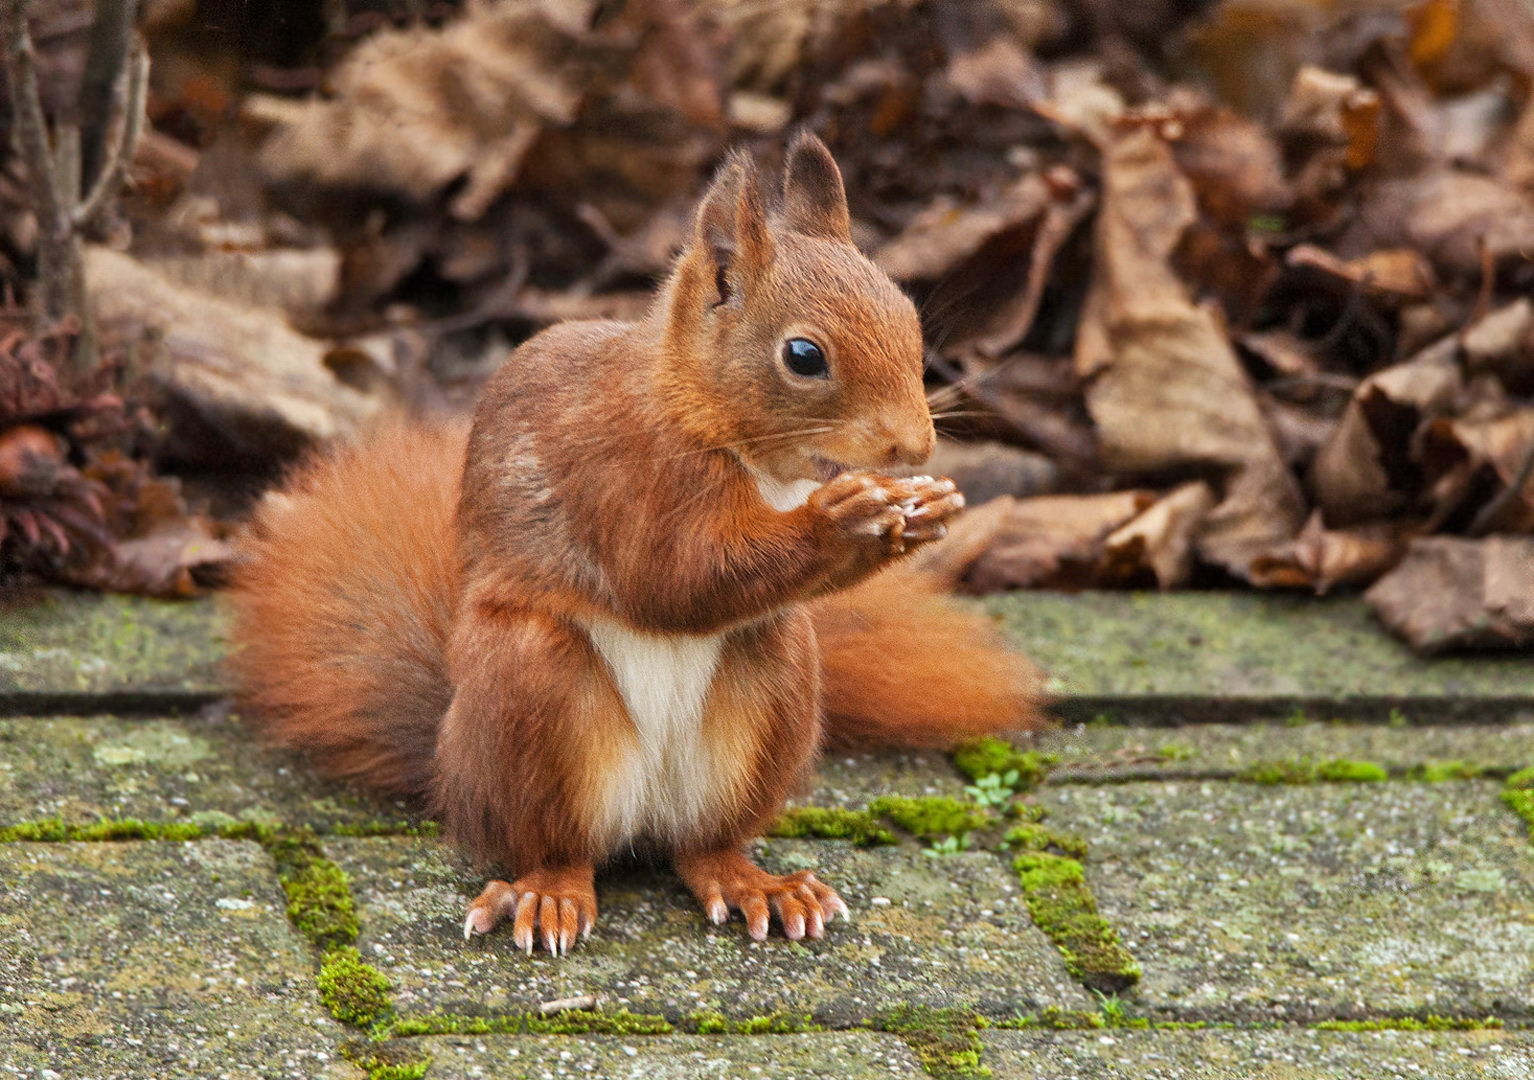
xmin=0 ymin=839 xmax=347 ymax=1078
xmin=985 ymin=591 xmax=1534 ymax=718
xmin=1504 ymin=768 xmax=1534 ymax=841
xmin=768 ymin=806 xmax=895 ymax=846
xmin=270 ymin=830 xmax=361 ymax=951
xmin=867 ymin=795 xmax=994 ymax=839
xmin=0 ymin=713 xmax=413 ymax=830
xmin=318 ymin=945 xmax=392 ymax=1026
xmin=412 ymin=1033 xmax=928 ymax=1078
xmin=1313 ymin=1015 xmax=1504 ymax=1031
xmin=1010 ymin=851 xmax=1140 ymax=993
xmin=1037 ymin=781 xmax=1534 ymax=1022
xmin=1407 ymin=760 xmax=1486 ymax=782
xmin=1236 ymin=757 xmax=1388 ymax=784
xmin=874 ymin=1005 xmax=989 ymax=1079
xmin=0 ymin=591 xmax=225 ymax=709
xmin=951 ymin=738 xmax=1056 ymax=789
xmin=983 ymin=1028 xmax=1534 ymax=1077
xmin=327 ymin=835 xmax=1093 ymax=1024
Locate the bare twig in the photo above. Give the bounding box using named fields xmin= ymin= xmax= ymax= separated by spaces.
xmin=74 ymin=41 xmax=147 ymax=229
xmin=76 ymin=0 xmax=139 ymax=190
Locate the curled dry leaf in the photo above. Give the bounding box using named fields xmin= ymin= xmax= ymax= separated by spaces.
xmin=1311 ymin=341 xmax=1465 ymax=527
xmin=1337 ymin=168 xmax=1534 ymax=277
xmin=1418 ymin=407 xmax=1534 ymax=534
xmin=1366 ymin=536 xmax=1534 ymax=653
xmin=1102 ymin=481 xmax=1217 ymax=590
xmin=965 ymin=490 xmax=1155 ymax=592
xmin=1249 ymin=510 xmax=1408 ymax=594
xmin=1285 ymin=244 xmax=1436 ymax=303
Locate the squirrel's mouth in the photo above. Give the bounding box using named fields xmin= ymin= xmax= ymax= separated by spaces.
xmin=810 ymin=455 xmax=847 ymax=483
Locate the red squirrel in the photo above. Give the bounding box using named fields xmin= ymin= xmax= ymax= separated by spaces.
xmin=227 ymin=134 xmax=1041 ymax=956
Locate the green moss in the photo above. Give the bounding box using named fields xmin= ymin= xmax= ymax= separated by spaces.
xmin=1504 ymin=769 xmax=1534 ymax=840
xmin=1238 ymin=758 xmax=1388 ymax=784
xmin=384 ymin=1013 xmax=526 ymax=1038
xmin=526 ymin=1008 xmax=673 ymax=1035
xmin=952 ymin=738 xmax=1056 ymax=789
xmin=1012 ymin=852 xmax=1139 ymax=993
xmin=318 ymin=946 xmax=392 ymax=1027
xmin=267 ymin=829 xmax=359 ymax=950
xmin=687 ymin=1010 xmax=729 ymax=1034
xmin=1314 ymin=1016 xmax=1504 ymax=1032
xmin=995 ymin=1006 xmax=1104 ymax=1031
xmin=730 ymin=1012 xmax=821 ymax=1034
xmin=1406 ymin=760 xmax=1484 ymax=782
xmin=1314 ymin=759 xmax=1387 ymax=782
xmin=767 ymin=806 xmax=895 ymax=846
xmin=341 ymin=1042 xmax=432 ymax=1080
xmin=874 ymin=1005 xmax=989 ymax=1079
xmin=1156 ymin=743 xmax=1194 ymax=762
xmin=867 ymin=795 xmax=993 ymax=839
xmin=1002 ymin=823 xmax=1088 ymax=860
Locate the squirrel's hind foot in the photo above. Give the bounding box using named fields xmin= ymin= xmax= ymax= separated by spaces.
xmin=463 ymin=866 xmax=597 ymax=956
xmin=675 ymin=849 xmax=849 ymax=942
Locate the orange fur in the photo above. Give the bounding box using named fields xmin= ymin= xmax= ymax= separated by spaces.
xmin=225 ymin=135 xmax=1043 ymax=951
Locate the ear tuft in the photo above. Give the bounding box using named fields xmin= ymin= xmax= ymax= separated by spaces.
xmin=782 ymin=132 xmax=852 ymax=242
xmin=694 ymin=150 xmax=773 ymax=304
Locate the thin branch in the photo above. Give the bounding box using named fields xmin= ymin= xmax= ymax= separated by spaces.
xmin=76 ymin=0 xmax=139 ymax=190
xmin=0 ymin=0 xmax=63 ymax=226
xmin=73 ymin=40 xmax=147 ymax=228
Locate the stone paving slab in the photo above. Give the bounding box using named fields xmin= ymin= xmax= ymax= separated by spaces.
xmin=799 ymin=748 xmax=969 ymax=805
xmin=1034 ymin=722 xmax=1534 ymax=782
xmin=984 ymin=1028 xmax=1534 ymax=1079
xmin=0 ymin=710 xmax=411 ymax=829
xmin=0 ymin=592 xmax=224 ymax=713
xmin=0 ymin=838 xmax=349 ymax=1080
xmin=988 ymin=592 xmax=1534 ymax=722
xmin=329 ymin=835 xmax=1094 ymax=1024
xmin=8 ymin=590 xmax=1531 ymax=721
xmin=414 ymin=1032 xmax=927 ymax=1078
xmin=1036 ymin=781 xmax=1534 ymax=1023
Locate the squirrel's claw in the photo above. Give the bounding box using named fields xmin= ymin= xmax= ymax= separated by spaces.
xmin=465 ymin=869 xmax=597 ymax=957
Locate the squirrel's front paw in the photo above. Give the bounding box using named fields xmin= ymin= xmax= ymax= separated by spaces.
xmin=463 ymin=866 xmax=597 ymax=956
xmin=810 ymin=472 xmax=964 ymax=560
xmin=895 ymin=474 xmax=965 ymax=546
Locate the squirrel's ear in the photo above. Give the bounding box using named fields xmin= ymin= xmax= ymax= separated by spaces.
xmin=781 ymin=132 xmax=852 ymax=242
xmin=694 ymin=151 xmax=773 ymax=304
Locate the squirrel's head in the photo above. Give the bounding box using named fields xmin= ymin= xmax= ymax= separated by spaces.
xmin=659 ymin=133 xmax=932 ymax=485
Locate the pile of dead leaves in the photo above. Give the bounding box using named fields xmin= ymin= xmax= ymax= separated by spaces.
xmin=1 ymin=0 xmax=1530 ymax=650
xmin=0 ymin=314 xmax=229 ymax=596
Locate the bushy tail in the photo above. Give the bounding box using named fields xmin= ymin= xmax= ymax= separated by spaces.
xmin=810 ymin=563 xmax=1045 ymax=749
xmin=224 ymin=421 xmax=466 ymax=800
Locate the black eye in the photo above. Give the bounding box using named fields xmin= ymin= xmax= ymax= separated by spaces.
xmin=782 ymin=337 xmax=829 ymax=379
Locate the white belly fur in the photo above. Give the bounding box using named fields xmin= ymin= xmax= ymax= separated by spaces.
xmin=579 ymin=614 xmax=728 ymax=847
xmin=578 ymin=473 xmax=813 ymax=849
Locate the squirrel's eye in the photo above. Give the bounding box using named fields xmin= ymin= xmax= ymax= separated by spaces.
xmin=782 ymin=337 xmax=829 ymax=379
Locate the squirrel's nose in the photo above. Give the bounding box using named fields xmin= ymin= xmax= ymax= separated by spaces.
xmin=880 ymin=418 xmax=935 ymax=467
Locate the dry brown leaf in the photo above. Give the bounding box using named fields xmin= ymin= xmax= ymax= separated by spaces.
xmin=1279 ymin=65 xmax=1382 ymax=173
xmin=874 ymin=174 xmax=1054 ymax=283
xmin=1249 ymin=510 xmax=1408 ymax=594
xmin=1285 ymin=244 xmax=1436 ymax=302
xmin=1338 ymin=169 xmax=1534 ymax=277
xmin=965 ymin=490 xmax=1156 ymax=592
xmin=1102 ymin=481 xmax=1217 ymax=589
xmin=1366 ymin=536 xmax=1534 ymax=653
xmin=88 ymin=247 xmax=382 ymax=466
xmin=1311 ymin=341 xmax=1465 ymax=526
xmin=1419 ymin=406 xmax=1534 ymax=533
xmin=1170 ymin=103 xmax=1291 ymax=228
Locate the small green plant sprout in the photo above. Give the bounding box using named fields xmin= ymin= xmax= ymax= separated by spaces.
xmin=923 ymin=835 xmax=971 ymax=858
xmin=965 ymin=769 xmax=1020 ymax=808
xmin=1388 ymin=707 xmax=1410 ymax=728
